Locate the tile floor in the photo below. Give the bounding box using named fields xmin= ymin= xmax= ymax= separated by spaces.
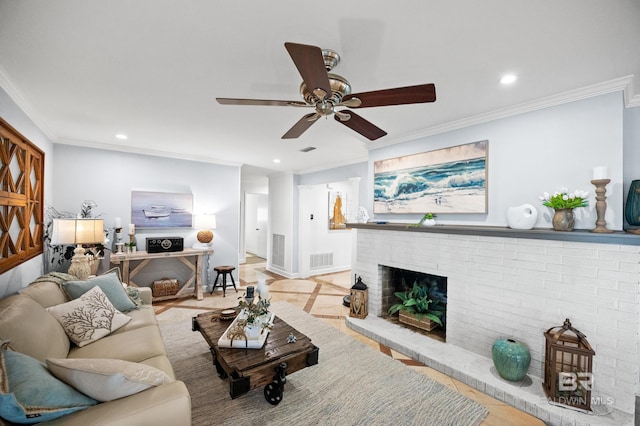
xmin=153 ymin=255 xmax=544 ymax=426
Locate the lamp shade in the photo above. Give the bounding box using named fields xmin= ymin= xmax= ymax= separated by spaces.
xmin=194 ymin=214 xmax=217 ymax=230
xmin=50 ymin=219 xmax=105 ymax=245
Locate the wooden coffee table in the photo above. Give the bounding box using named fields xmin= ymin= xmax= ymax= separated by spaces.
xmin=192 ymin=308 xmax=319 ymax=404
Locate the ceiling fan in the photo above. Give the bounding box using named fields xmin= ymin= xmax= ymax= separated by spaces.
xmin=216 ymin=42 xmax=436 ymax=141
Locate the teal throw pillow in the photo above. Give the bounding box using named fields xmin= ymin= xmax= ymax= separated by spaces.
xmin=63 ymin=272 xmax=137 ymax=312
xmin=0 ymin=342 xmax=96 ymax=424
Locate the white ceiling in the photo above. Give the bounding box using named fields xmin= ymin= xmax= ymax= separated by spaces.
xmin=1 ymin=1 xmax=639 ymax=176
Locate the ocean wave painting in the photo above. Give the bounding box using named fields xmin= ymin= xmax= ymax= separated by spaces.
xmin=374 ymin=140 xmax=488 ymax=214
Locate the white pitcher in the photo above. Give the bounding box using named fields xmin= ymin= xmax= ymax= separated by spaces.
xmin=506 ymin=204 xmax=538 ymax=230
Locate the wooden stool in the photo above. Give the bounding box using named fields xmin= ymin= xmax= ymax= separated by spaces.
xmin=210 ymin=265 xmax=237 ymax=297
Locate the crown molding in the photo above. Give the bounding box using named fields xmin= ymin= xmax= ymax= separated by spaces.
xmin=55 ymin=138 xmax=242 ymax=168
xmin=0 ymin=65 xmax=58 ymax=140
xmin=624 ymin=76 xmax=640 ymax=107
xmin=368 ymin=75 xmax=637 ymax=151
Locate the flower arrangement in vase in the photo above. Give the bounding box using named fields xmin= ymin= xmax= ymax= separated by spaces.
xmin=539 ymin=188 xmax=589 ymax=231
xmin=237 ymin=293 xmax=272 ymax=337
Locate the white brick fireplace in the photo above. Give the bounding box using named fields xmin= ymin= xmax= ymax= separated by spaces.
xmin=347 ymin=224 xmax=639 ymax=425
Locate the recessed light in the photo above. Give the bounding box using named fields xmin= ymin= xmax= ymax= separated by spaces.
xmin=500 ymin=74 xmax=517 ymax=85
xmin=115 ymin=134 xmax=128 ymax=140
xmin=273 ymin=158 xmax=281 ymax=163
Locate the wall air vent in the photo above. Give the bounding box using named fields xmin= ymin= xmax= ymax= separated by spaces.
xmin=310 ymin=252 xmax=333 ymax=269
xmin=299 ymin=146 xmax=316 ymax=153
xmin=272 ymin=234 xmax=285 ymax=268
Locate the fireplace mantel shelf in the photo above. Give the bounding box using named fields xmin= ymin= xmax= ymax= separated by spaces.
xmin=346 ymin=222 xmax=640 ymax=246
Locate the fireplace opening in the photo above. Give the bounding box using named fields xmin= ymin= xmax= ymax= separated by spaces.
xmin=380 ymin=265 xmax=447 ymax=342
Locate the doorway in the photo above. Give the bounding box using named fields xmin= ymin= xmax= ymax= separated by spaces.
xmin=244 ymin=193 xmax=268 ymax=259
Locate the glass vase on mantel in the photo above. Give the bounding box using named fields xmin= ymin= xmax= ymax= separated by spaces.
xmin=552 ymin=208 xmax=575 ymax=232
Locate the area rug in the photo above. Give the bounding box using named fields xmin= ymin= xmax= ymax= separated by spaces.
xmin=160 ymin=301 xmax=488 ymax=426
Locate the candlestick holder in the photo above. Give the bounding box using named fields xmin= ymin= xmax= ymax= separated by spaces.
xmin=114 ymin=227 xmax=124 ymax=253
xmin=590 ymin=179 xmax=614 ymax=233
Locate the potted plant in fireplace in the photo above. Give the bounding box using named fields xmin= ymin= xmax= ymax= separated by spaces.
xmin=388 ymin=279 xmax=446 ymax=332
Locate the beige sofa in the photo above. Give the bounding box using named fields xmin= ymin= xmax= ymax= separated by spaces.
xmin=0 ymin=274 xmax=191 ymax=425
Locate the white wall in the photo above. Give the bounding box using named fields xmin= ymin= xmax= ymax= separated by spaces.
xmin=52 ymin=144 xmax=241 ymax=288
xmin=299 ymin=162 xmax=369 ymax=208
xmin=370 ymin=92 xmax=625 ymax=230
xmin=623 ymin=105 xmax=640 ymax=225
xmin=297 ymin=179 xmax=358 ymax=277
xmin=268 ymin=172 xmax=296 ymax=277
xmin=0 ymin=88 xmax=55 ymax=297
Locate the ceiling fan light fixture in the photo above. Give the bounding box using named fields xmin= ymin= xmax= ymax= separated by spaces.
xmin=321 ymin=49 xmax=340 ymax=71
xmin=218 ymin=42 xmax=436 ymax=141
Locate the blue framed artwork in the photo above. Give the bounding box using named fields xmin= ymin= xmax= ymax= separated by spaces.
xmin=374 ymin=140 xmax=488 ymax=214
xmin=131 ymin=191 xmax=193 ymax=228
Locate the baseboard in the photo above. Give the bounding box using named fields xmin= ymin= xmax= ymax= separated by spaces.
xmin=266 ymin=265 xmax=299 ymax=279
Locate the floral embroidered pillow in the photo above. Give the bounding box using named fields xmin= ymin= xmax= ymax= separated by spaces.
xmin=46 ymin=286 xmax=131 ymax=347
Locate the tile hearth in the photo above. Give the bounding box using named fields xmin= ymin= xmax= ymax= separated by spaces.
xmin=153 ymin=255 xmax=542 ymax=425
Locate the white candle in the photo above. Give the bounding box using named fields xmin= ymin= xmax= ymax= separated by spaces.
xmin=129 ymin=223 xmax=135 ymax=234
xmin=114 ymin=217 xmax=121 ymax=228
xmin=593 ymin=166 xmax=608 ymax=180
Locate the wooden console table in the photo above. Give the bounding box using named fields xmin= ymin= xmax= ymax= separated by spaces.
xmin=110 ymin=248 xmax=213 ymax=302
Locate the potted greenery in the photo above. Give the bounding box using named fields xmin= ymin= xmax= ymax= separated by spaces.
xmin=539 ymin=188 xmax=589 ymax=231
xmin=388 ymin=279 xmax=445 ymax=332
xmin=406 ymin=212 xmax=436 ymax=228
xmin=421 ymin=212 xmax=437 ymax=226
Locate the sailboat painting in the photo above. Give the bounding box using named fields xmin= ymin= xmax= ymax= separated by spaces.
xmin=374 ymin=140 xmax=488 ymax=214
xmin=131 ymin=191 xmax=193 ymax=228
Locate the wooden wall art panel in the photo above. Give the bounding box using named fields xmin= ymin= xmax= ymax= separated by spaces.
xmin=0 ymin=117 xmax=44 ymax=274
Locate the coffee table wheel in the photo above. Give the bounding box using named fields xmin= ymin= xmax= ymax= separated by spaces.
xmin=264 ymin=362 xmax=287 ymax=405
xmin=264 ymin=381 xmax=283 ymax=405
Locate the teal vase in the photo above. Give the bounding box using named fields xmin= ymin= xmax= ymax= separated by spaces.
xmin=625 ymin=180 xmax=640 ymax=226
xmin=492 ymin=338 xmax=531 ymax=382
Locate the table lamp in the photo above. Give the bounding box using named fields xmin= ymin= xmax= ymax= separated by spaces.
xmin=194 ymin=214 xmax=217 ymax=247
xmin=50 ymin=218 xmax=105 ymax=280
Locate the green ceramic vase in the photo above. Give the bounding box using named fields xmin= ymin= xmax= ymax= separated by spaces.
xmin=625 ymin=180 xmax=640 ymax=226
xmin=492 ymin=338 xmax=531 ymax=382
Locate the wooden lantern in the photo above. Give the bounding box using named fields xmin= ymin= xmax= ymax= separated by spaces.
xmin=543 ymin=318 xmax=595 ymax=412
xmin=349 ymin=275 xmax=368 ymax=319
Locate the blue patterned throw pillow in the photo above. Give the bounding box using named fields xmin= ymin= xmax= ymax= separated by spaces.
xmin=0 ymin=341 xmax=96 ymax=424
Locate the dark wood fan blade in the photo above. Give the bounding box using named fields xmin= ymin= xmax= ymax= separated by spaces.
xmin=284 ymin=42 xmax=331 ymax=99
xmin=216 ymin=98 xmax=308 ymax=107
xmin=344 ymin=83 xmax=436 ymax=108
xmin=282 ymin=113 xmax=320 ymax=139
xmin=334 ymin=111 xmax=387 ymax=141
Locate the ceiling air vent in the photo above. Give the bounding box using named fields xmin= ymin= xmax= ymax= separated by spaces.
xmin=299 ymin=146 xmax=316 ymax=153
